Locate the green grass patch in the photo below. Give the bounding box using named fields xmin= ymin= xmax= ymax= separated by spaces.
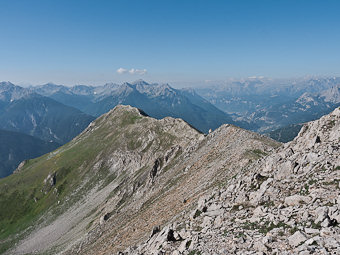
xmin=241 ymin=220 xmax=290 ymax=234
xmin=193 ymin=209 xmax=202 ymax=219
xmin=245 ymin=149 xmax=268 ymax=160
xmin=299 ymin=183 xmax=310 ymax=195
xmin=188 ymin=250 xmax=201 ymax=255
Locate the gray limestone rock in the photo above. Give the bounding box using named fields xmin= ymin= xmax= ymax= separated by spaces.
xmin=285 ymin=195 xmax=311 ymax=206
xmin=289 ymin=231 xmax=307 ymax=247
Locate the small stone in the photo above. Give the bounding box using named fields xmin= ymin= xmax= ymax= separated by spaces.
xmin=285 ymin=195 xmax=311 ymax=206
xmin=305 ymin=237 xmax=317 ymax=245
xmin=320 ymin=217 xmax=331 ymax=228
xmin=178 ymin=240 xmax=188 ymax=253
xmin=214 ymin=215 xmax=223 ymax=226
xmin=201 ymin=216 xmax=213 ymax=228
xmin=150 ymin=226 xmax=160 ymax=238
xmin=304 ymin=228 xmax=319 ymax=235
xmin=315 ymin=207 xmax=329 ymax=224
xmin=253 ymin=241 xmax=267 ymax=252
xmin=299 ymin=250 xmax=310 ymax=255
xmin=288 ymin=231 xmax=307 ymax=247
xmin=323 ymin=237 xmax=339 ymax=249
xmin=197 ymin=196 xmax=207 ymax=210
xmin=173 ymin=231 xmax=182 ymax=241
xmin=262 ymin=235 xmax=273 ymax=244
xmin=320 ymin=228 xmax=333 ymax=237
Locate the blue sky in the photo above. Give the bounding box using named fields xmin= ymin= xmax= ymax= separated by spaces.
xmin=0 ymin=0 xmax=340 ymax=85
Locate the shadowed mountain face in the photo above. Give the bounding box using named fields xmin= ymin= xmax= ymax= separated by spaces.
xmin=266 ymin=123 xmax=303 ymax=143
xmin=0 ymin=105 xmax=279 ymax=254
xmin=0 ymin=93 xmax=95 ymax=144
xmin=0 ymin=82 xmax=95 ymax=144
xmin=31 ymin=80 xmax=249 ymax=133
xmin=0 ymin=82 xmax=95 ymax=178
xmin=0 ymin=129 xmax=60 ymax=178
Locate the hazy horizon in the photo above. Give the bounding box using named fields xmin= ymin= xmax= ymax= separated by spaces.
xmin=2 ymin=75 xmax=339 ymax=90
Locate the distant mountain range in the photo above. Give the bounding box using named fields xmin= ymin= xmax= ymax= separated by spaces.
xmin=195 ymin=77 xmax=340 ymax=134
xmin=0 ymin=82 xmax=95 ymax=144
xmin=30 ymin=79 xmax=248 ymax=132
xmin=0 ymin=82 xmax=95 ymax=177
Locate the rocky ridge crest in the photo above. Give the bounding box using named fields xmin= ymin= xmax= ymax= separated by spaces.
xmin=66 ymin=107 xmax=278 ymax=255
xmin=124 ymin=107 xmax=340 ymax=254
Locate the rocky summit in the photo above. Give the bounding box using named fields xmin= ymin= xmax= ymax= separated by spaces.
xmin=0 ymin=106 xmax=339 ymax=255
xmin=124 ymin=107 xmax=340 ymax=255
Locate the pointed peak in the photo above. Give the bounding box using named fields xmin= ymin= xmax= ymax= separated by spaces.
xmin=103 ymin=82 xmax=119 ymax=87
xmin=130 ymin=79 xmax=150 ymax=86
xmin=112 ymin=104 xmax=148 ymax=116
xmin=42 ymin=82 xmax=63 ymax=88
xmin=120 ymin=82 xmax=133 ymax=88
xmin=0 ymin=81 xmax=15 ymax=87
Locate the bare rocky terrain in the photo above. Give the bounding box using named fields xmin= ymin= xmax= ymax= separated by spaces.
xmin=125 ymin=107 xmax=340 ymax=255
xmin=1 ymin=106 xmax=339 ymax=255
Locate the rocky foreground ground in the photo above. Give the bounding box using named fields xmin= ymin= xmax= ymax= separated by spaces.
xmin=124 ymin=108 xmax=340 ymax=254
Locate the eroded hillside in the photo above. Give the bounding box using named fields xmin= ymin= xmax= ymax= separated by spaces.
xmin=0 ymin=105 xmax=279 ymax=255
xmin=127 ymin=107 xmax=340 ymax=254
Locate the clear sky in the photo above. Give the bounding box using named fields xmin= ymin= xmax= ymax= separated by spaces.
xmin=0 ymin=0 xmax=340 ymax=86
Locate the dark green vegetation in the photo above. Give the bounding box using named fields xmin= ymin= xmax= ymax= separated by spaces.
xmin=188 ymin=250 xmax=202 ymax=255
xmin=267 ymin=124 xmax=303 ymax=142
xmin=0 ymin=129 xmax=60 ymax=178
